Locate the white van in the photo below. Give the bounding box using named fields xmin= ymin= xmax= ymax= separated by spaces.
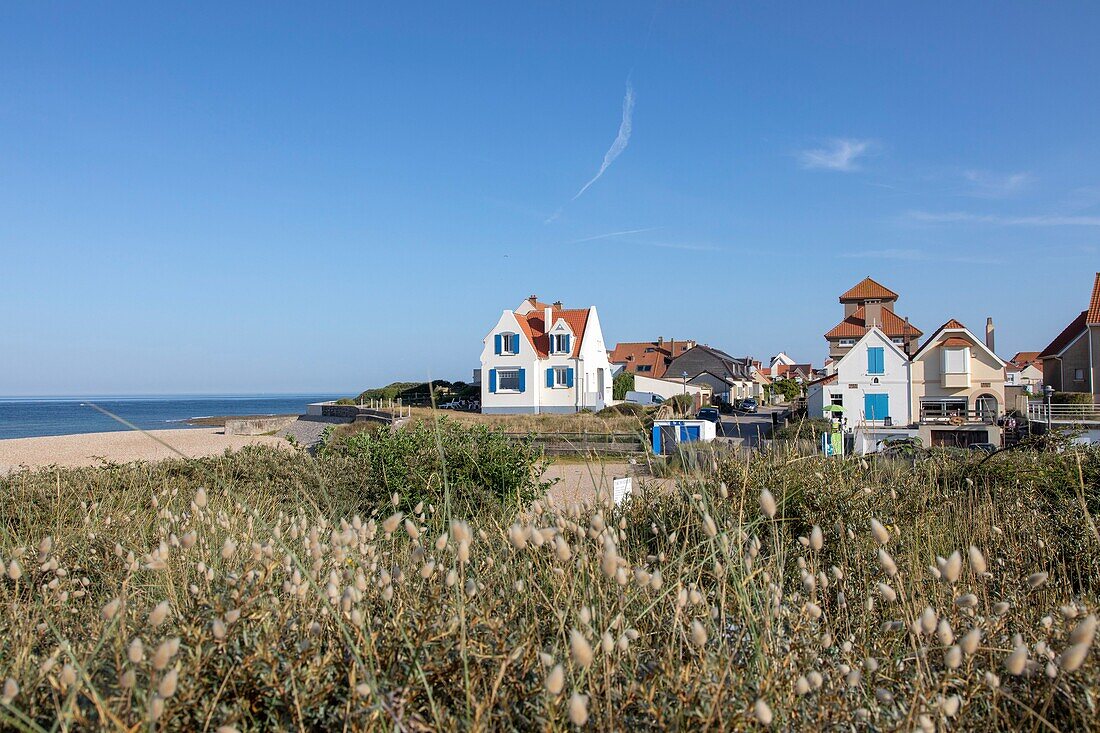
xmin=624 ymin=391 xmax=665 ymax=406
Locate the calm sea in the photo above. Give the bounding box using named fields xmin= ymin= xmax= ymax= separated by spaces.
xmin=0 ymin=394 xmax=342 ymax=440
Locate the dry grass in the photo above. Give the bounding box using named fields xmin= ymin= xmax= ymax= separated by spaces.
xmin=0 ymin=441 xmax=1098 ymax=730
xmin=405 ymin=408 xmax=649 ymax=435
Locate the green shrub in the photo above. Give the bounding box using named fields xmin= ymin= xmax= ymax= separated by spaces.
xmin=612 ymin=371 xmax=635 ymax=400
xmin=772 ymin=416 xmax=833 ymax=441
xmin=1053 ymin=391 xmax=1094 ymax=405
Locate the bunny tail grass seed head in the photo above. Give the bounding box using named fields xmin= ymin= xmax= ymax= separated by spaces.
xmin=570 ymin=629 xmax=593 ymax=668
xmin=759 ymin=489 xmax=777 ymax=519
xmin=545 ymin=664 xmax=564 ymax=695
xmin=568 ymin=693 xmax=589 ymax=726
xmin=870 ymin=519 xmax=889 ymax=545
xmin=753 ymin=699 xmax=773 ymax=726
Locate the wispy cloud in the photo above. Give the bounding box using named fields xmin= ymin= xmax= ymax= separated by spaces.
xmin=567 ymin=227 xmax=719 ymax=252
xmin=569 ymin=227 xmax=661 ymax=244
xmin=840 ymin=248 xmax=998 ymax=265
xmin=798 ymin=138 xmax=874 ymax=172
xmin=961 ymin=169 xmax=1030 ymax=198
xmin=546 ymin=81 xmax=636 ymax=223
xmin=573 ymin=81 xmax=636 ymax=200
xmin=908 ymin=210 xmax=1100 ymax=226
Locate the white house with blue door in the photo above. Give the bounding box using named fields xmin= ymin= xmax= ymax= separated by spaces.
xmin=807 ymin=326 xmax=912 ymax=428
xmin=479 ymin=295 xmax=614 ymax=414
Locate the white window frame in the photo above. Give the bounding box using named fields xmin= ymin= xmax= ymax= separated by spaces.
xmin=501 ymin=333 xmax=519 ymax=355
xmin=892 ymin=337 xmax=905 ymax=345
xmin=839 ymin=338 xmax=855 ymax=347
xmin=1073 ymin=368 xmax=1085 ymax=381
xmin=552 ymin=366 xmax=570 ymax=388
xmin=551 ymin=333 xmax=570 ymax=354
xmin=943 ymin=347 xmax=970 ymax=375
xmin=497 ymin=368 xmax=520 ymax=392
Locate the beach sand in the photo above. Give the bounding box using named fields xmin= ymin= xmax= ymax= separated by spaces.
xmin=0 ymin=428 xmax=290 ymax=472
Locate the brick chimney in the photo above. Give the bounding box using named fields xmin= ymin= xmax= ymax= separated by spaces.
xmin=986 ymin=317 xmax=995 ymax=353
xmin=864 ymin=300 xmax=883 ymax=329
xmin=552 ymin=300 xmax=563 ymax=309
xmin=528 ymin=294 xmax=539 ymax=306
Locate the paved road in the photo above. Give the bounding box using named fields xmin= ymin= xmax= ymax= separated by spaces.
xmin=719 ymin=407 xmax=783 ymax=448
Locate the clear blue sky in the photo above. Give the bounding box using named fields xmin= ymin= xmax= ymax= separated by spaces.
xmin=3 ymin=2 xmax=1099 ymax=395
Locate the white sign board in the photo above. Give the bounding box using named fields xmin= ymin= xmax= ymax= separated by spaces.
xmin=613 ymin=477 xmax=633 ymax=505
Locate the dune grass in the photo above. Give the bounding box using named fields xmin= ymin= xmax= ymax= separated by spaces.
xmin=0 ymin=439 xmax=1098 ymax=730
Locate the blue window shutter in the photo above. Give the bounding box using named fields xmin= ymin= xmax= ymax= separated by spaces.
xmin=489 ymin=369 xmax=497 ymax=393
xmin=864 ymin=394 xmax=875 ymax=420
xmin=566 ymin=367 xmax=574 ymax=388
xmin=546 ymin=368 xmax=554 ymax=388
xmin=494 ymin=334 xmax=502 ymax=355
xmin=880 ymin=394 xmax=889 ymax=419
xmin=868 ymin=347 xmax=883 ymax=374
xmin=517 ymin=368 xmax=526 ymax=392
xmin=564 ymin=335 xmax=571 ymax=354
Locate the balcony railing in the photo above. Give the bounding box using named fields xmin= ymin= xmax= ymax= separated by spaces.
xmin=1027 ymin=401 xmax=1100 ymax=424
xmin=919 ymin=405 xmax=995 ymax=425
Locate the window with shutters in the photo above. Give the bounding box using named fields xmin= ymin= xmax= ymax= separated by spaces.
xmin=943 ymin=347 xmax=969 ymax=374
xmin=497 ymin=369 xmax=520 ymax=391
xmin=551 ymin=334 xmax=570 ymax=354
xmin=867 ymin=347 xmax=885 ymax=375
xmin=496 ymin=333 xmax=518 ymax=355
xmin=553 ymin=366 xmax=569 ymax=387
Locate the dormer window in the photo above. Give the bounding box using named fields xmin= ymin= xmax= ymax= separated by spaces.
xmin=943 ymin=346 xmax=970 ymax=374
xmin=551 ymin=333 xmax=571 ymax=355
xmin=495 ymin=333 xmax=519 ymax=356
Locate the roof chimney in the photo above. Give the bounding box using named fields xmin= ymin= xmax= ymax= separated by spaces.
xmin=528 ymin=294 xmax=539 ymax=305
xmin=985 ymin=317 xmax=995 ymax=353
xmin=657 ymin=336 xmax=664 ymax=344
xmin=552 ymin=300 xmax=563 ymax=309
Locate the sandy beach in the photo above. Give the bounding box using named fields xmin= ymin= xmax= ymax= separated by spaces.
xmin=0 ymin=428 xmax=290 ymax=472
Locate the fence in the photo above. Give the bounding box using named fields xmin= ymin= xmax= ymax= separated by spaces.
xmin=1027 ymin=401 xmax=1100 ymax=424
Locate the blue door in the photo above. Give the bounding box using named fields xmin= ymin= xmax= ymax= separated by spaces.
xmin=864 ymin=394 xmax=889 ymax=422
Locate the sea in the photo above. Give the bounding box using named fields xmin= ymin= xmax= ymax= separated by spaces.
xmin=0 ymin=394 xmax=343 ymax=440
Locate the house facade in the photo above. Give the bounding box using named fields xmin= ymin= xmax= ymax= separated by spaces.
xmin=908 ymin=319 xmax=1007 ymax=447
xmin=1005 ymin=351 xmax=1043 ymax=391
xmin=806 ymin=327 xmax=912 ymax=428
xmin=1039 ymin=273 xmax=1100 ymax=400
xmin=666 ymin=345 xmax=755 ymax=404
xmin=480 ymin=296 xmax=613 ymax=414
xmin=807 ymin=319 xmax=1006 ymax=452
xmin=824 ymin=277 xmax=923 ymax=361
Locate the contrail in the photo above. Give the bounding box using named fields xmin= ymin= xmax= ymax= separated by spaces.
xmin=571 ymin=81 xmax=635 ymax=201
xmin=570 ymin=226 xmax=660 ymax=244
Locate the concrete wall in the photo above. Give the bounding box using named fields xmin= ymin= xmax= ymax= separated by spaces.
xmin=634 ymin=375 xmax=709 ymax=401
xmin=225 ymin=415 xmax=299 ymax=436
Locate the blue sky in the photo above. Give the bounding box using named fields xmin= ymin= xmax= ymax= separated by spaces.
xmin=2 ymin=2 xmax=1099 ymax=395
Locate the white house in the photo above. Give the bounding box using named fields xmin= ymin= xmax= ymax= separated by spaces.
xmin=480 ymin=295 xmax=613 ymax=414
xmin=806 ymin=326 xmax=912 ymax=427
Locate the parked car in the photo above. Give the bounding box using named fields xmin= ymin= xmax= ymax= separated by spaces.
xmin=696 ymin=407 xmax=721 ymax=424
xmin=624 ymin=391 xmax=665 ymax=406
xmin=738 ymin=398 xmax=758 ymax=414
xmin=968 ymin=442 xmax=998 ymax=455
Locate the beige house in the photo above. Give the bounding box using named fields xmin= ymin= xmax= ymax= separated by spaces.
xmin=1039 ymin=273 xmax=1100 ymax=401
xmin=908 ymin=319 xmax=1007 ymax=447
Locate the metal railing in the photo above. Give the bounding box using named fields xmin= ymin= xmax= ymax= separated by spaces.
xmin=919 ymin=405 xmax=996 ymax=424
xmin=1027 ymin=401 xmax=1100 ymax=423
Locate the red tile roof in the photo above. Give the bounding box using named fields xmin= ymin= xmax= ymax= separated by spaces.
xmin=940 ymin=337 xmax=972 ymax=348
xmin=1009 ymin=351 xmax=1042 ymax=367
xmin=1039 ymin=311 xmax=1088 ymax=358
xmin=517 ymin=306 xmax=590 ymax=358
xmin=1088 ymin=272 xmax=1100 ymax=325
xmin=825 ymin=307 xmax=923 ymax=339
xmin=839 ymin=277 xmax=899 ymax=303
xmin=609 ymin=339 xmax=696 ymax=378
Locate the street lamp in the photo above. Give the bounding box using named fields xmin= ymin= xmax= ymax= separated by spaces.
xmin=682 ymin=371 xmax=688 ymax=396
xmin=1043 ymin=384 xmax=1054 ymax=434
